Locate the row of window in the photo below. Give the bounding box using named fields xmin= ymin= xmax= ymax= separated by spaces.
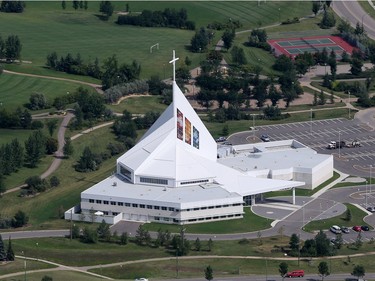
xmin=140 ymin=177 xmax=168 ymax=185
xmin=89 ymin=199 xmax=242 ymax=212
xmin=87 ymin=199 xmax=243 ymax=212
xmin=180 ymin=179 xmax=209 ymax=185
xmin=155 ymin=213 xmax=242 ymax=223
xmin=88 ymin=199 xmax=179 ymax=211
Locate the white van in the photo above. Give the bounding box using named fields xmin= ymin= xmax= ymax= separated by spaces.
xmin=330 ymin=225 xmax=341 ymax=234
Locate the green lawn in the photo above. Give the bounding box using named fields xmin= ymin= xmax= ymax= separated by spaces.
xmin=203 ymin=108 xmax=350 ymax=138
xmin=143 ymin=207 xmax=272 ymax=234
xmin=0 ymin=1 xmax=312 ymax=80
xmin=106 ymin=95 xmax=167 ymax=114
xmin=304 ymin=203 xmax=370 ymax=232
xmin=91 ymin=254 xmax=375 ymax=280
xmin=0 ymin=126 xmax=119 ymax=227
xmin=0 ymin=271 xmax=102 ymax=281
xmin=0 ymin=72 xmax=92 ymax=111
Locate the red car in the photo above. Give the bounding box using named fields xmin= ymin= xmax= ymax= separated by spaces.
xmin=352 ymin=226 xmax=362 ymax=232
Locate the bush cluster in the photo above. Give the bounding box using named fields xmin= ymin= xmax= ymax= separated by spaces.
xmin=117 ymin=8 xmax=195 ymax=30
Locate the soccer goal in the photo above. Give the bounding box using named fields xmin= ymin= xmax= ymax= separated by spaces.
xmin=150 ymin=43 xmax=159 ymax=53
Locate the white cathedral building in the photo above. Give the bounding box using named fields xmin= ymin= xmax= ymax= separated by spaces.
xmin=65 ymin=52 xmax=333 ymax=225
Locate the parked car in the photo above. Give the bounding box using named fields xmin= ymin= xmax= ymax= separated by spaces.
xmin=135 ymin=278 xmax=148 ymax=281
xmin=330 ymin=225 xmax=341 ymax=234
xmin=285 ymin=270 xmax=305 ymax=278
xmin=361 ymin=225 xmax=370 ymax=231
xmin=260 ymin=134 xmax=270 ymax=142
xmin=352 ymin=226 xmax=362 ymax=232
xmin=341 ymin=226 xmax=350 ymax=233
xmin=367 ymin=206 xmax=375 ymax=212
xmin=216 ymin=136 xmax=226 ymax=142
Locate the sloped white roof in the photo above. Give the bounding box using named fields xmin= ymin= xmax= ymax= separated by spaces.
xmin=117 ymin=82 xmax=218 ymax=184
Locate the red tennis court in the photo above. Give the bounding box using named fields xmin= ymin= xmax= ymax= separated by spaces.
xmin=268 ymin=35 xmax=355 ymax=59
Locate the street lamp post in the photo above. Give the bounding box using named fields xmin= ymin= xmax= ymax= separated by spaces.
xmin=310 ymin=108 xmax=313 ymax=134
xmin=370 ymin=165 xmax=372 ymax=196
xmin=252 ymin=114 xmax=255 ymax=139
xmin=302 ymin=201 xmax=305 ymax=229
xmin=278 ymin=8 xmax=281 ymax=23
xmin=338 ymin=131 xmax=341 ymax=158
xmin=348 ymin=91 xmax=351 ymax=119
xmin=366 ymin=181 xmax=368 ymax=208
xmin=21 ymin=251 xmax=26 ymax=281
xmin=36 ymin=243 xmax=38 ymax=261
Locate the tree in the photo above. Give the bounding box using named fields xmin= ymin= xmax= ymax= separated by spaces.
xmin=312 ymin=1 xmax=321 ymax=16
xmin=345 ymin=208 xmax=352 ymax=221
xmin=279 ymin=262 xmax=288 ymax=281
xmin=320 ymin=9 xmax=336 ymax=29
xmin=318 ymin=261 xmax=330 ymax=281
xmin=222 ymin=29 xmax=235 ymax=51
xmin=208 ymin=238 xmax=213 ymax=251
xmin=350 ymin=57 xmax=363 ymax=76
xmin=75 ymin=146 xmax=98 ymax=172
xmin=314 ymin=230 xmax=332 ymax=256
xmin=6 ymin=237 xmax=14 ymax=261
xmin=120 ymin=232 xmax=128 ymax=245
xmin=46 ymin=119 xmax=58 ymax=137
xmin=99 ymin=1 xmax=114 ymax=19
xmin=81 ymin=226 xmax=98 ymax=243
xmin=73 ymin=0 xmax=79 ymax=10
xmin=12 ymin=210 xmax=29 ymax=227
xmin=289 ymin=233 xmax=300 ymax=254
xmin=41 ymin=276 xmax=53 ymax=281
xmin=5 ymin=35 xmax=22 ymax=62
xmin=318 ymin=90 xmax=326 ymax=105
xmin=63 ymin=137 xmax=74 ymax=158
xmin=195 ymin=237 xmax=201 ymax=251
xmin=49 ymin=176 xmax=60 ymax=187
xmin=231 ymin=46 xmax=247 ymax=65
xmin=328 ymin=50 xmax=337 ymax=80
xmin=204 ymin=265 xmax=213 ymax=281
xmin=0 ymin=177 xmax=5 ymax=197
xmin=0 ymin=234 xmax=6 ymax=261
xmin=61 ymin=0 xmax=66 ymax=9
xmin=355 ymin=231 xmax=363 ymax=249
xmin=24 ymin=130 xmax=46 ymax=168
xmin=191 ymin=27 xmax=209 ymax=53
xmin=97 ymin=219 xmax=111 ymax=242
xmin=352 ymin=265 xmax=365 ymax=280
xmin=45 ymin=137 xmax=58 ymax=155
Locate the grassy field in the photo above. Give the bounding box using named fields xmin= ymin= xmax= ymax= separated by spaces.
xmin=0 ymin=126 xmax=118 ymax=227
xmin=203 ymin=108 xmax=351 ymax=138
xmin=106 ymin=95 xmax=167 ymax=114
xmin=0 ymin=271 xmax=102 ymax=281
xmin=0 ymin=1 xmax=311 ymax=79
xmin=304 ymin=203 xmax=370 ymax=232
xmin=144 ymin=207 xmax=272 ymax=234
xmin=0 ymin=72 xmax=93 ymax=111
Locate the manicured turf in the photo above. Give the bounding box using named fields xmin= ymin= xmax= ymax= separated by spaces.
xmin=143 ymin=207 xmax=272 ymax=234
xmin=304 ymin=203 xmax=370 ymax=232
xmin=0 ymin=1 xmax=311 ymax=79
xmin=106 ymin=95 xmax=167 ymax=114
xmin=0 ymin=72 xmax=91 ymax=111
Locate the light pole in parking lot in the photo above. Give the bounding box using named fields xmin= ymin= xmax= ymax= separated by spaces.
xmin=348 ymin=91 xmax=351 ymax=119
xmin=370 ymin=165 xmax=372 ymax=196
xmin=366 ymin=180 xmax=368 ymax=208
xmin=251 ymin=114 xmax=256 ymax=139
xmin=310 ymin=108 xmax=313 ymax=134
xmin=338 ymin=131 xmax=341 ymax=158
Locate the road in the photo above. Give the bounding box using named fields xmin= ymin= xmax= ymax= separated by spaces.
xmin=333 ymin=1 xmax=375 ymax=40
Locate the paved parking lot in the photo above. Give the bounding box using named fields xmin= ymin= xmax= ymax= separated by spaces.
xmin=230 ymin=118 xmax=375 ymax=177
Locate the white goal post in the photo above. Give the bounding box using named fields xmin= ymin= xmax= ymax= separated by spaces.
xmin=150 ymin=43 xmax=159 ymax=53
